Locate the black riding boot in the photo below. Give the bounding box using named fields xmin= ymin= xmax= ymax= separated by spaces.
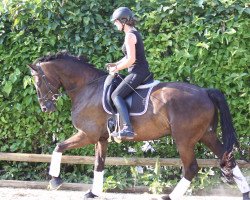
xmin=111 ymin=96 xmax=134 ymax=139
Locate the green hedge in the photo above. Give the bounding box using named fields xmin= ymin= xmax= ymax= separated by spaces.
xmin=0 ymin=0 xmax=249 ymax=190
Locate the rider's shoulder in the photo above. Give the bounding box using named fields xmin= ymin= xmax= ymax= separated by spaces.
xmin=125 ymin=32 xmax=137 ymax=44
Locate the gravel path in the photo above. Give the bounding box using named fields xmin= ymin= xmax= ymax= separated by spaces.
xmin=0 ymin=187 xmax=243 ymax=200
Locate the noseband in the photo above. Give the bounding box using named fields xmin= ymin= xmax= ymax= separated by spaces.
xmin=34 ymin=63 xmax=61 ymax=103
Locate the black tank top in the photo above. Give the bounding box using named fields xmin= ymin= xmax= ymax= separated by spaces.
xmin=122 ymin=30 xmax=150 ymax=76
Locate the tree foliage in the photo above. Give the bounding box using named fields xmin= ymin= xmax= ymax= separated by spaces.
xmin=0 ymin=0 xmax=249 ymax=186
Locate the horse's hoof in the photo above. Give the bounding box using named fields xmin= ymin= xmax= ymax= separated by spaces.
xmin=84 ymin=190 xmax=98 ymax=198
xmin=47 ymin=177 xmax=63 ymax=190
xmin=161 ymin=195 xmax=171 ymax=200
xmin=243 ymin=192 xmax=250 ymax=200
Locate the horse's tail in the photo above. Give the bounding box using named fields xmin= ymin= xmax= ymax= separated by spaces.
xmin=206 ymin=89 xmax=239 ymax=153
xmin=207 ymin=89 xmax=239 ymax=183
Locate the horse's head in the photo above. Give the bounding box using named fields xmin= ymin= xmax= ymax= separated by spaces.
xmin=28 ymin=63 xmax=61 ymax=112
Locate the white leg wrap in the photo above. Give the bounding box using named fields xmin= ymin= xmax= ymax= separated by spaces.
xmin=92 ymin=171 xmax=104 ymax=196
xmin=49 ymin=151 xmax=62 ymax=177
xmin=169 ymin=177 xmax=191 ymax=200
xmin=233 ymin=165 xmax=250 ymax=193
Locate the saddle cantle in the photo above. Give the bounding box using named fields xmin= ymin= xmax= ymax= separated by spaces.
xmin=102 ymin=74 xmax=160 ymax=116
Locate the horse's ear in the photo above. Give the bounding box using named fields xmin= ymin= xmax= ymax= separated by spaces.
xmin=27 ymin=64 xmax=37 ymax=71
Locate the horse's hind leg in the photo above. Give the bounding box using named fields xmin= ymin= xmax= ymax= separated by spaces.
xmin=162 ymin=141 xmax=198 ymax=200
xmin=85 ymin=137 xmax=109 ymax=198
xmin=200 ymin=133 xmax=250 ymax=199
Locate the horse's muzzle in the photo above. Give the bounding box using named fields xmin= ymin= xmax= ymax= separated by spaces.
xmin=41 ymin=100 xmax=56 ymax=112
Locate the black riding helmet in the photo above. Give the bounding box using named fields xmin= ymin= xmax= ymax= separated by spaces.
xmin=111 ymin=7 xmax=136 ymax=25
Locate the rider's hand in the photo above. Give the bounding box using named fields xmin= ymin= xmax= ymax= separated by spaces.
xmin=105 ymin=63 xmax=117 ymax=70
xmin=109 ymin=66 xmax=117 ymax=75
xmin=106 ymin=63 xmax=118 ymax=75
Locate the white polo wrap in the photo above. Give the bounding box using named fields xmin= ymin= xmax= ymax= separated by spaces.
xmin=49 ymin=151 xmax=62 ymax=177
xmin=91 ymin=171 xmax=104 ymax=196
xmin=169 ymin=177 xmax=191 ymax=200
xmin=233 ymin=165 xmax=250 ymax=193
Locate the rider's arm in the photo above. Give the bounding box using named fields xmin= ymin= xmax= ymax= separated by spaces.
xmin=115 ymin=57 xmax=127 ymax=65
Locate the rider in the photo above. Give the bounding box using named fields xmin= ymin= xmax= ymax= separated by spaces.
xmin=107 ymin=7 xmax=151 ymax=139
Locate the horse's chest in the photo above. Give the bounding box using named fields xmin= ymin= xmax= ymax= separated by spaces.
xmin=71 ymin=110 xmax=89 ymax=128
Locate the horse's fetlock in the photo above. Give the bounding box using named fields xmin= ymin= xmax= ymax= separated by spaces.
xmin=55 ymin=143 xmax=64 ymax=153
xmin=190 ymin=163 xmax=199 ymax=175
xmin=185 ymin=163 xmax=199 ymax=180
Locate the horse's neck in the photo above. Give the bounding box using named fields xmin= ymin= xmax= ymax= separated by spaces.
xmin=55 ymin=61 xmax=105 ymax=102
xmin=74 ymin=78 xmax=105 ymax=108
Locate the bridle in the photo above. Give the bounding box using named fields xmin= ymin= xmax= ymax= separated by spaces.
xmin=34 ymin=63 xmax=61 ymax=103
xmin=33 ymin=63 xmax=108 ymax=104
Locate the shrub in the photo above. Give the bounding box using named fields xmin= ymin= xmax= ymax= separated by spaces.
xmin=0 ymin=0 xmax=249 ymax=189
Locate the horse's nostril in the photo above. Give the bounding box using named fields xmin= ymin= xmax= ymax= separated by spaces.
xmin=42 ymin=107 xmax=47 ymax=112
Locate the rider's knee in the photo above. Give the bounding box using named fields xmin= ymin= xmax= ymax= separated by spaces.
xmin=111 ymin=93 xmax=122 ymax=104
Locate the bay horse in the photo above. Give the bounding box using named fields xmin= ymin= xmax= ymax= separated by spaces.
xmin=28 ymin=52 xmax=249 ymax=200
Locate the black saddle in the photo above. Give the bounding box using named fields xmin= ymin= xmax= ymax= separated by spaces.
xmin=102 ymin=73 xmax=159 ymax=116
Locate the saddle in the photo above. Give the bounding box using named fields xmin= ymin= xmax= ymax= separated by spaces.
xmin=102 ymin=73 xmax=160 ymax=116
xmin=102 ymin=74 xmax=160 ymax=141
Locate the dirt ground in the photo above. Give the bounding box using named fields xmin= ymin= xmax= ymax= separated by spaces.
xmin=0 ymin=187 xmax=244 ymax=200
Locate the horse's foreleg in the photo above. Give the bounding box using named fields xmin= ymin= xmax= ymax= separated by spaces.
xmin=201 ymin=133 xmax=250 ymax=200
xmin=48 ymin=131 xmax=94 ymax=190
xmin=85 ymin=137 xmax=108 ymax=198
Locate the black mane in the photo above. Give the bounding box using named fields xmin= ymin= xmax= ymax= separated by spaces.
xmin=34 ymin=51 xmax=91 ymax=65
